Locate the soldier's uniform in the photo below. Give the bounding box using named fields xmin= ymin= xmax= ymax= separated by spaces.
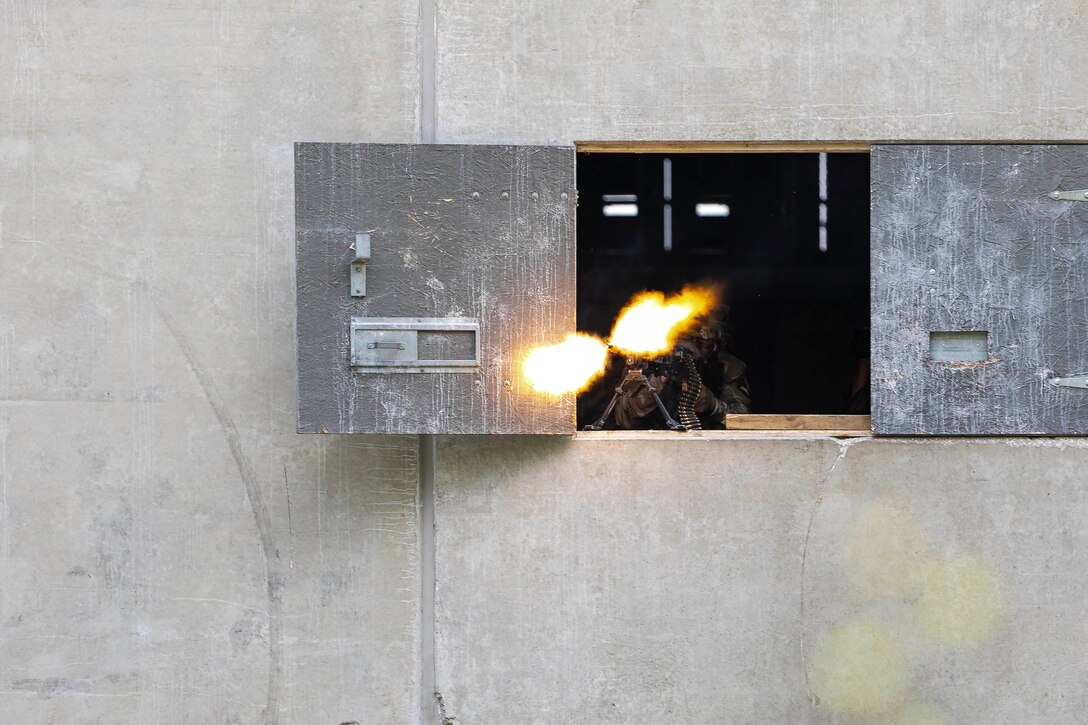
xmin=701 ymin=348 xmax=751 ymax=415
xmin=611 ymin=333 xmax=751 ymax=430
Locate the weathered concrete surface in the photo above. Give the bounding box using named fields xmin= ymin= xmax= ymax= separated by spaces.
xmin=435 ymin=436 xmax=1088 ymax=723
xmin=435 ymin=0 xmax=1088 ymax=144
xmin=0 ymin=0 xmax=422 ymax=722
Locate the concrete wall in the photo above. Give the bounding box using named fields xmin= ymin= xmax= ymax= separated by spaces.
xmin=435 ymin=0 xmax=1088 ymax=144
xmin=1 ymin=0 xmax=422 ymax=722
xmin=4 ymin=0 xmax=1088 ymax=724
xmin=435 ymin=436 xmax=1088 ymax=723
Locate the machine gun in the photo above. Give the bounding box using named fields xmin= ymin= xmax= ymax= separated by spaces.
xmin=582 ymin=345 xmax=704 ymax=432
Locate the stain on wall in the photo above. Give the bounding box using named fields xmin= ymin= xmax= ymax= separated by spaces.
xmin=809 ymin=619 xmax=909 ymax=714
xmin=915 ymin=552 xmax=1003 ymax=647
xmin=808 ymin=498 xmax=1005 ymax=720
xmin=894 ymin=702 xmax=951 ymax=725
xmin=841 ymin=500 xmax=931 ymax=601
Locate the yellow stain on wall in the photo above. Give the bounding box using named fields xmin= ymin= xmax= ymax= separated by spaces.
xmin=809 ymin=620 xmax=909 ymax=715
xmin=915 ymin=552 xmax=1004 ymax=647
xmin=813 ymin=501 xmax=1007 ymax=717
xmin=890 ymin=702 xmax=951 ymax=725
xmin=842 ymin=502 xmax=932 ymax=600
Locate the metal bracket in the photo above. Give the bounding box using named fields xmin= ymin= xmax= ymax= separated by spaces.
xmin=1048 ymin=375 xmax=1088 ymax=389
xmin=1048 ymin=190 xmax=1088 ymax=202
xmin=351 ymin=233 xmax=371 ymax=297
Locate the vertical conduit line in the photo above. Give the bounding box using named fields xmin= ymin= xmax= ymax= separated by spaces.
xmin=419 ymin=434 xmax=438 ymax=724
xmin=419 ymin=0 xmax=439 ymax=716
xmin=420 ymin=0 xmax=437 ymax=144
xmin=419 ymin=0 xmax=438 ymax=716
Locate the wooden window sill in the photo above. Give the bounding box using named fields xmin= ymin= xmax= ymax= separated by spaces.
xmin=574 ymin=415 xmax=872 ymax=440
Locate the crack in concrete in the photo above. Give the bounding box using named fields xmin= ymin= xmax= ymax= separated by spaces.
xmin=420 ymin=435 xmax=438 ymax=725
xmin=157 ymin=305 xmax=285 ymax=725
xmin=283 ymin=466 xmax=294 ymax=570
xmin=799 ymin=437 xmax=862 ymax=708
xmin=61 ymin=264 xmax=287 ymax=723
xmin=435 ymin=690 xmax=457 ymax=724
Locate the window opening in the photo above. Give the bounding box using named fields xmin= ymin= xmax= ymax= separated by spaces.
xmin=575 ymin=151 xmax=871 ymax=431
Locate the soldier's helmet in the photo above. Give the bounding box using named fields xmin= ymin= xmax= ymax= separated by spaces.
xmin=688 ymin=304 xmax=728 ymax=354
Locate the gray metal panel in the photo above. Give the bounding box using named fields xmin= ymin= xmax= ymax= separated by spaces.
xmin=296 ymin=143 xmax=576 ymax=434
xmin=872 ymin=144 xmax=1088 ymax=435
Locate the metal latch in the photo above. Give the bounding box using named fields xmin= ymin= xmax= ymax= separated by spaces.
xmin=1048 ymin=375 xmax=1088 ymax=389
xmin=1048 ymin=190 xmax=1088 ymax=202
xmin=351 ymin=233 xmax=371 ymax=297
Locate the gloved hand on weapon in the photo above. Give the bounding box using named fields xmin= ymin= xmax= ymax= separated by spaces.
xmin=612 ymin=368 xmax=667 ymax=429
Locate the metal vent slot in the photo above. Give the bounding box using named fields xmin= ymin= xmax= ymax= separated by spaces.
xmin=418 ymin=330 xmax=477 ymax=361
xmin=350 ymin=317 xmax=479 ymax=373
xmin=928 ymin=331 xmax=989 ymax=362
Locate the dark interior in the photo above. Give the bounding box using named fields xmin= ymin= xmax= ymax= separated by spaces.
xmin=576 ymin=152 xmax=870 ymax=424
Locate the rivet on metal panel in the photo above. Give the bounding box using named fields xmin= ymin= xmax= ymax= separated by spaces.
xmin=471 ymin=192 xmax=480 ymax=200
xmin=502 ymin=379 xmax=511 ymax=388
xmin=929 ymin=269 xmax=936 ymax=275
xmin=532 ymin=192 xmax=539 ymax=201
xmin=501 ymin=191 xmax=509 ymax=200
xmin=560 ymin=193 xmax=569 ymax=201
xmin=473 ymin=379 xmax=482 ymax=388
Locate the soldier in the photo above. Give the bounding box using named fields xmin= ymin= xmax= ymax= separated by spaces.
xmin=611 ymin=308 xmax=750 ymax=430
xmin=690 ymin=309 xmax=751 ymax=417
